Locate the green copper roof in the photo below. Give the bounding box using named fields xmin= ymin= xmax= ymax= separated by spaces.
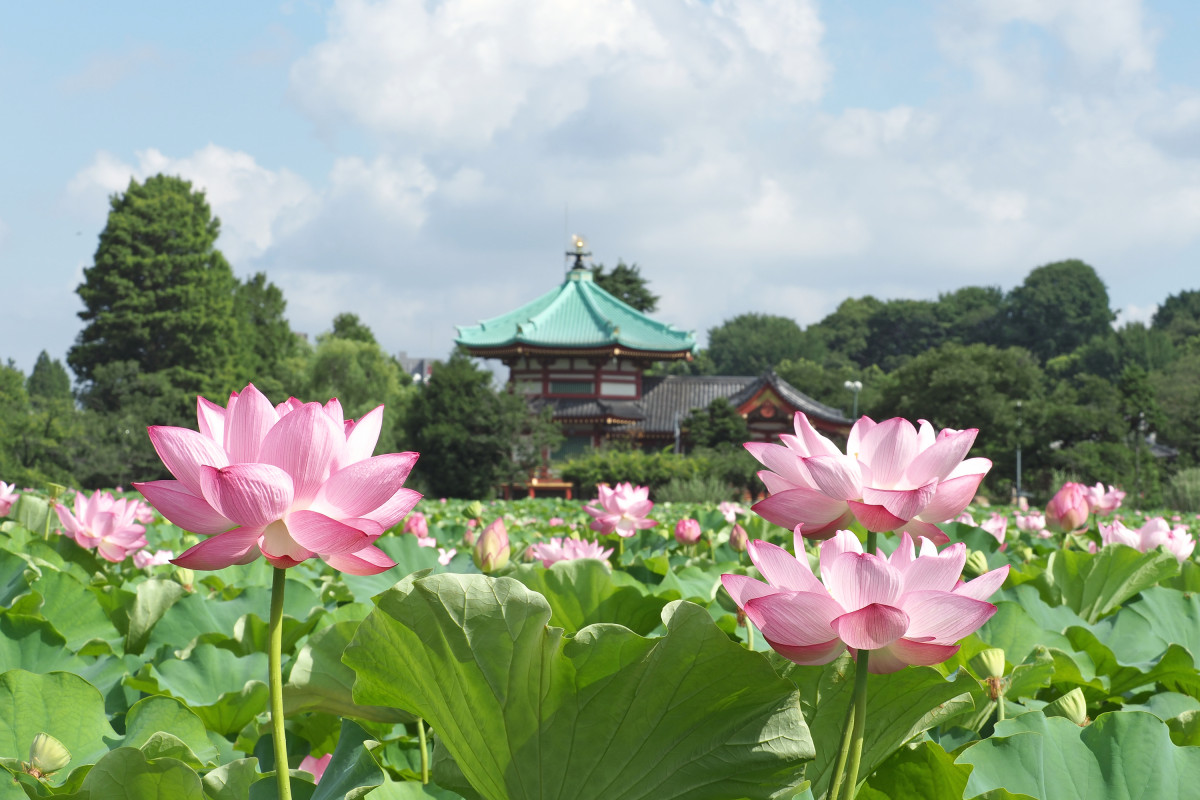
xmin=456 ymin=268 xmax=697 ymax=355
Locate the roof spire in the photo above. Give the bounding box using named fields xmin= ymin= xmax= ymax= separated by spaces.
xmin=567 ymin=234 xmax=591 ymax=271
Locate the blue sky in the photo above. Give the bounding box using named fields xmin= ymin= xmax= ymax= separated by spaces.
xmin=3 ymin=0 xmax=1199 ymax=377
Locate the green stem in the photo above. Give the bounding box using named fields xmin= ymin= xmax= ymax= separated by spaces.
xmin=418 ymin=718 xmax=429 ymax=784
xmin=997 ymin=694 xmax=1006 ymax=723
xmin=843 ymin=650 xmax=871 ymax=800
xmin=746 ymin=619 xmax=755 ymax=651
xmin=865 ymin=530 xmax=877 ymax=555
xmin=269 ymin=567 xmax=292 ymax=800
xmin=825 ymin=695 xmax=858 ymax=800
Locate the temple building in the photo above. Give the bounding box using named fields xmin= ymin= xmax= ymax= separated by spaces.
xmin=455 ymin=241 xmax=852 ymax=460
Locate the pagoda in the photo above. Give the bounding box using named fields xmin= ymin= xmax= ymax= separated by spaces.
xmin=456 ymin=238 xmax=851 ymax=458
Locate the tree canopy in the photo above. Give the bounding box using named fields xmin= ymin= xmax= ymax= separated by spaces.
xmin=591 ymin=261 xmax=659 ymax=312
xmin=707 ymin=313 xmax=812 ymax=375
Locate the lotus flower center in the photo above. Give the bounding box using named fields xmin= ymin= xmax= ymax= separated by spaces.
xmin=262 ymin=519 xmax=307 ymax=559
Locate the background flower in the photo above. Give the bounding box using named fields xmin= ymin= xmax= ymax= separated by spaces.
xmin=55 ymin=489 xmax=148 ymax=562
xmin=584 ymin=482 xmax=657 ymax=537
xmin=527 ymin=537 xmax=614 ymax=567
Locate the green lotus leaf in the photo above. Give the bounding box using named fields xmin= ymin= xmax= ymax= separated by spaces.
xmin=958 ymin=710 xmax=1200 ymax=799
xmin=285 ymin=620 xmax=412 ymax=723
xmin=345 ymin=573 xmax=812 ymax=800
xmin=859 ymin=740 xmax=970 ymax=800
xmin=509 ymin=558 xmax=668 ymax=634
xmin=122 ymin=695 xmax=217 ymax=767
xmin=1049 ymin=545 xmax=1178 ymax=624
xmin=74 ymin=747 xmax=203 ymax=799
xmin=0 ymin=613 xmax=88 ymax=674
xmin=124 ymin=579 xmax=186 ymax=656
xmin=0 ymin=669 xmax=117 ymax=784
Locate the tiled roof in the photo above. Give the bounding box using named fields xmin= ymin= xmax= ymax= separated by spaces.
xmin=455 ymin=267 xmax=696 ymax=355
xmin=533 ymin=372 xmax=851 ymax=434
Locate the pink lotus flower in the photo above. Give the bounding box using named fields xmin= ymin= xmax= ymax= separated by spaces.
xmin=134 ymin=384 xmax=421 ymax=575
xmin=437 ymin=547 xmax=457 ymax=566
xmin=55 ymin=490 xmax=148 ymax=562
xmin=299 ymin=753 xmax=332 ymax=784
xmin=1084 ymin=483 xmax=1125 ymax=515
xmin=1015 ymin=510 xmax=1046 ymax=534
xmin=584 ymin=483 xmax=658 ymax=537
xmin=404 ymin=511 xmax=428 ymax=537
xmin=1099 ymin=517 xmax=1195 ymax=563
xmin=416 ymin=534 xmax=437 ymax=548
xmin=0 ymin=481 xmax=18 ymax=516
xmin=980 ymin=512 xmax=1008 ymax=547
xmin=722 ymin=529 xmax=1008 ymax=673
xmin=1046 ymin=482 xmax=1090 ymax=533
xmin=527 ymin=537 xmax=614 ymax=567
xmin=133 ymin=548 xmax=175 ymax=568
xmin=748 ymin=414 xmax=991 ymax=543
xmin=548 ymin=517 xmax=566 ymax=526
xmin=719 ymin=501 xmax=746 ymax=523
xmin=675 ymin=517 xmax=702 ymax=545
xmin=955 ymin=511 xmax=976 ymax=527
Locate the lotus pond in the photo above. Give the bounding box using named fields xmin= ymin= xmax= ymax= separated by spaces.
xmin=4 ymin=487 xmax=1200 ymax=799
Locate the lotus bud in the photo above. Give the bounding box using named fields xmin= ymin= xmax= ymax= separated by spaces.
xmin=24 ymin=732 xmax=71 ymax=779
xmin=729 ymin=524 xmax=749 ymax=553
xmin=473 ymin=518 xmax=510 ymax=573
xmin=46 ymin=483 xmax=67 ymax=501
xmin=175 ymin=567 xmax=195 ymax=592
xmin=1046 ymin=482 xmax=1090 ymax=533
xmin=465 ymin=500 xmax=485 ymax=520
xmin=403 ymin=511 xmax=429 ymax=538
xmin=963 ymin=549 xmax=990 ymax=579
xmin=970 ymin=648 xmax=1006 ymax=680
xmin=675 ymin=518 xmax=702 ymax=545
xmin=1043 ymin=687 xmax=1089 ymax=726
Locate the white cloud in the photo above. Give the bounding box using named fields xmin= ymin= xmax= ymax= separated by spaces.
xmin=289 ymin=0 xmax=828 ymax=149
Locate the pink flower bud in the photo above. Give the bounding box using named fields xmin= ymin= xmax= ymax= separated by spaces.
xmin=729 ymin=523 xmax=749 ymax=552
xmin=674 ymin=518 xmax=702 ymax=545
xmin=1046 ymin=482 xmax=1090 ymax=533
xmin=474 ymin=518 xmax=510 ymax=572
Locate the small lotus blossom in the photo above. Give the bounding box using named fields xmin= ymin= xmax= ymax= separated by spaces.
xmin=474 ymin=518 xmax=510 ymax=572
xmin=416 ymin=534 xmax=437 ymax=548
xmin=584 ymin=482 xmax=657 ymax=537
xmin=404 ymin=511 xmax=428 ymax=537
xmin=722 ymin=529 xmax=1008 ymax=673
xmin=299 ymin=753 xmax=332 ymax=784
xmin=675 ymin=517 xmax=702 ymax=545
xmin=133 ymin=548 xmax=175 ymax=568
xmin=980 ymin=512 xmax=1008 ymax=547
xmin=548 ymin=517 xmax=566 ymax=526
xmin=1100 ymin=517 xmax=1195 ymax=563
xmin=437 ymin=547 xmax=457 ymax=566
xmin=719 ymin=501 xmax=746 ymax=523
xmin=1046 ymin=482 xmax=1090 ymax=533
xmin=130 ymin=499 xmax=157 ymax=525
xmin=0 ymin=481 xmax=17 ymax=516
xmin=1015 ymin=510 xmax=1046 ymax=534
xmin=955 ymin=511 xmax=976 ymax=527
xmin=527 ymin=537 xmax=614 ymax=567
xmin=134 ymin=384 xmax=421 ymax=575
xmin=748 ymin=413 xmax=991 ymax=543
xmin=55 ymin=490 xmax=148 ymax=562
xmin=1084 ymin=483 xmax=1125 ymax=515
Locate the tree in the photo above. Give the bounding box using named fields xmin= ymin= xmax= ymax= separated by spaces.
xmin=707 ymin=313 xmax=810 ymax=375
xmin=0 ymin=361 xmax=77 ymax=487
xmin=1003 ymin=260 xmax=1115 ymax=362
xmin=860 ymin=299 xmax=946 ymax=371
xmin=26 ymin=351 xmax=72 ymax=407
xmin=328 ymin=312 xmax=379 ymax=345
xmin=937 ymin=285 xmax=1006 ymax=347
xmin=305 ymin=336 xmax=412 ymax=454
xmin=232 ymin=273 xmax=307 ymax=399
xmin=405 ymin=352 xmax=560 ymax=498
xmin=805 ymin=296 xmax=883 ymax=366
xmin=1152 ymin=289 xmax=1200 ymax=345
xmin=775 ymin=358 xmax=886 ymax=418
xmin=591 ymin=261 xmax=659 ymax=312
xmin=682 ymin=398 xmax=750 ymax=450
xmin=68 ymin=174 xmax=239 ymax=411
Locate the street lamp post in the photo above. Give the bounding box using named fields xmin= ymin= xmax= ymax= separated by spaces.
xmin=843 ymin=380 xmax=863 ymax=419
xmin=1015 ymin=400 xmax=1023 ymax=503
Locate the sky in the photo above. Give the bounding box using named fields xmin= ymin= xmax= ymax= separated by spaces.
xmin=3 ymin=0 xmax=1200 ymax=377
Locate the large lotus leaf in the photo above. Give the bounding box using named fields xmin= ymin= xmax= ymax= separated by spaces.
xmin=125 ymin=580 xmax=186 ymax=656
xmin=17 ymin=571 xmax=123 ymax=653
xmin=310 ymin=720 xmax=385 ymax=800
xmin=1065 ymin=624 xmax=1200 ymax=698
xmin=145 ymin=580 xmax=317 ymax=653
xmin=1090 ymin=586 xmax=1200 ymax=665
xmin=1048 ymin=545 xmax=1178 ymax=624
xmin=976 ymin=602 xmax=1072 ymax=665
xmin=0 ymin=550 xmax=37 ymax=608
xmin=344 ymin=573 xmax=812 ymax=800
xmin=285 ymin=620 xmax=412 ymax=723
xmin=69 ymin=748 xmax=203 ymax=799
xmin=508 ymin=559 xmax=668 ymax=634
xmin=957 ymin=710 xmax=1200 ymax=799
xmin=201 ymin=758 xmax=261 ymax=800
xmin=9 ymin=494 xmax=49 ymax=536
xmin=654 ymin=563 xmax=723 ymax=603
xmin=775 ymin=654 xmax=977 ymax=800
xmin=366 ymin=777 xmax=469 ymax=798
xmin=0 ymin=613 xmax=88 ymax=674
xmin=139 ymin=644 xmax=268 ymax=735
xmin=0 ymin=670 xmax=117 ymax=781
xmin=122 ymin=696 xmax=218 ymax=767
xmin=858 ymin=740 xmax=970 ymax=800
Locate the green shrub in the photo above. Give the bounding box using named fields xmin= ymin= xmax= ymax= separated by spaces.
xmin=1165 ymin=467 xmax=1200 ymax=512
xmin=558 ymin=447 xmax=701 ymax=497
xmin=656 ymin=475 xmax=738 ymax=504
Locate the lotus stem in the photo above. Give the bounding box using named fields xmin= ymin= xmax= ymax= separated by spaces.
xmin=843 ymin=650 xmax=871 ymax=799
xmin=746 ymin=620 xmax=754 ymax=651
xmin=418 ymin=717 xmax=429 ymax=784
xmin=865 ymin=530 xmax=877 ymax=556
xmin=269 ymin=567 xmax=293 ymax=800
xmin=826 ymin=693 xmax=858 ymax=800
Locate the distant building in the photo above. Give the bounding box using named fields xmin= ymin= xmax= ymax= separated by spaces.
xmin=396 ymin=351 xmax=435 ymax=385
xmin=455 ymin=243 xmax=851 ymax=459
